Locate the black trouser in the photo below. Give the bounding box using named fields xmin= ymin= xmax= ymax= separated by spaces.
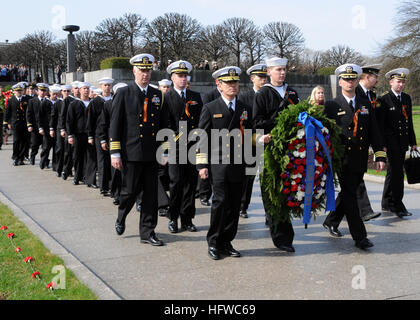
xmin=240 ymin=174 xmax=255 ymax=212
xmin=55 ymin=132 xmax=65 ymax=174
xmin=40 ymin=132 xmax=55 ymax=169
xmin=207 ymin=171 xmax=243 ymax=249
xmin=324 ymin=170 xmax=367 ymax=241
xmin=63 ymin=137 xmax=74 ymax=176
xmin=356 ymin=181 xmax=374 ymax=217
xmin=29 ymin=130 xmax=42 ymax=161
xmin=96 ymin=138 xmax=111 ymax=191
xmin=168 ymin=163 xmax=198 ymax=224
xmin=116 ymin=161 xmax=158 ymax=239
xmin=84 ymin=142 xmax=97 ymax=185
xmin=12 ymin=125 xmax=28 ymax=161
xmin=260 ymin=173 xmax=295 ymax=247
xmin=382 ymin=145 xmax=407 ymax=212
xmin=157 ymin=164 xmax=170 ymax=209
xmin=72 ymin=133 xmax=87 ymax=182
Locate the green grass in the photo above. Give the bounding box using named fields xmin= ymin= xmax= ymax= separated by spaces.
xmin=0 ymin=203 xmax=98 ymax=300
xmin=413 ymin=113 xmax=420 ymax=146
xmin=412 ymin=105 xmax=420 ymax=113
xmin=367 ymin=169 xmax=387 ymax=177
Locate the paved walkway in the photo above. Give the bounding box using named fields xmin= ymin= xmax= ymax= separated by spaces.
xmin=1 ymin=143 xmax=420 ymax=300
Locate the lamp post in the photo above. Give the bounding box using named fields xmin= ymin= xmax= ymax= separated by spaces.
xmin=62 ymin=25 xmax=80 ymax=73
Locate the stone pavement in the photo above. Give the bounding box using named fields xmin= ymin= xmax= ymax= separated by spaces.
xmin=1 ymin=143 xmax=420 ymax=300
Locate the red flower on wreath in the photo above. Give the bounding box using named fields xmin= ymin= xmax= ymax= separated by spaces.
xmin=291 ymin=185 xmax=298 ymax=192
xmin=15 ymin=247 xmax=22 ymax=253
xmin=24 ymin=256 xmax=33 ymax=263
xmin=32 ymin=271 xmax=41 ymax=279
xmin=283 ymin=188 xmax=291 ymax=195
xmin=297 ymin=166 xmax=305 ymax=174
xmin=7 ymin=233 xmax=15 ymax=238
xmin=0 ymin=226 xmax=7 ymax=230
xmin=286 ymin=162 xmax=293 ymax=169
xmin=294 ymin=159 xmax=302 ymax=165
xmin=297 ymin=122 xmax=303 ymax=127
xmin=281 ymin=173 xmax=287 ymax=179
xmin=284 ymin=181 xmax=291 ymax=187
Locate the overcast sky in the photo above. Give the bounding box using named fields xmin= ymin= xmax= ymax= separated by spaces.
xmin=1 ymin=0 xmax=400 ymax=57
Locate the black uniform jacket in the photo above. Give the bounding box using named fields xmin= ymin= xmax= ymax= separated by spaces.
xmin=4 ymin=95 xmax=29 ymax=130
xmin=196 ymin=97 xmax=252 ymax=182
xmin=324 ymin=94 xmax=385 ymax=173
xmin=109 ymin=83 xmax=169 ymax=162
xmin=253 ymin=84 xmax=299 ymax=134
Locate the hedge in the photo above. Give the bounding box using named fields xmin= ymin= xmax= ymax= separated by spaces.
xmin=100 ymin=57 xmax=131 ymax=70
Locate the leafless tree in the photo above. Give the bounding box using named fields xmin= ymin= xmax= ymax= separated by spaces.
xmin=321 ymin=45 xmax=364 ymax=66
xmin=263 ymin=22 xmax=305 ymax=60
xmin=197 ymin=25 xmax=230 ymax=65
xmin=243 ymin=26 xmax=265 ymax=67
xmin=95 ymin=18 xmax=127 ymax=57
xmin=118 ymin=13 xmax=147 ymax=56
xmin=75 ymin=31 xmax=99 ymax=71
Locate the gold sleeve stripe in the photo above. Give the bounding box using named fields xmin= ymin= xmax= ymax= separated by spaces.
xmin=252 ymin=133 xmax=261 ymax=146
xmin=196 ymin=153 xmax=208 ymax=165
xmin=375 ymin=151 xmax=387 ymax=158
xmin=110 ymin=142 xmax=121 ymax=151
xmin=161 ymin=142 xmax=171 ymax=150
xmin=3 ymin=121 xmax=8 ymax=125
xmin=27 ymin=123 xmax=32 ymax=127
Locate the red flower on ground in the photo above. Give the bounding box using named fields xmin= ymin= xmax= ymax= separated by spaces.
xmin=15 ymin=247 xmax=22 ymax=253
xmin=7 ymin=233 xmax=15 ymax=238
xmin=32 ymin=271 xmax=41 ymax=279
xmin=24 ymin=256 xmax=33 ymax=263
xmin=0 ymin=226 xmax=7 ymax=230
xmin=46 ymin=282 xmax=56 ymax=290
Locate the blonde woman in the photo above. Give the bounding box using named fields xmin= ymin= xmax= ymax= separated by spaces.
xmin=309 ymin=85 xmax=325 ymax=106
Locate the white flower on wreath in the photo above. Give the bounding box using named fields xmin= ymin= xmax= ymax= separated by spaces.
xmin=293 ymin=151 xmax=300 ymax=157
xmin=321 ymin=127 xmax=329 ymax=134
xmin=297 ymin=129 xmax=305 ymax=139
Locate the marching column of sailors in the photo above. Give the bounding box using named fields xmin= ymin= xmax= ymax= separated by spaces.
xmin=2 ymin=53 xmax=417 ymax=259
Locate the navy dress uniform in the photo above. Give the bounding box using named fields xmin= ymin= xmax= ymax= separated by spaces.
xmin=253 ymin=57 xmax=299 ymax=252
xmin=165 ymin=60 xmax=203 ymax=233
xmin=323 ymin=64 xmax=386 ymax=250
xmin=197 ymin=66 xmax=253 ymax=260
xmin=238 ymin=63 xmax=267 ymax=219
xmin=59 ymin=93 xmax=76 ymax=179
xmin=27 ymin=83 xmax=49 ymax=165
xmin=3 ymin=84 xmax=30 ymax=165
xmin=66 ymin=82 xmax=91 ymax=185
xmin=377 ymin=68 xmax=417 ymax=217
xmin=97 ymin=83 xmax=128 ymax=205
xmin=354 ymin=64 xmax=383 ymax=222
xmin=110 ymin=54 xmax=169 ymax=246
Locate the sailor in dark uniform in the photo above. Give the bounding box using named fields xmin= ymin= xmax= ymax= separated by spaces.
xmin=197 ymin=66 xmax=253 ymax=260
xmin=110 ymin=54 xmax=169 ymax=246
xmin=354 ymin=64 xmax=383 ymax=222
xmin=253 ymin=57 xmax=299 ymax=252
xmin=66 ymin=82 xmax=91 ymax=185
xmin=3 ymin=84 xmax=30 ymax=165
xmin=27 ymin=83 xmax=49 ymax=165
xmin=165 ymin=60 xmax=203 ymax=234
xmin=59 ymin=82 xmax=78 ymax=180
xmin=38 ymin=85 xmax=61 ymax=169
xmin=238 ymin=63 xmax=267 ymax=219
xmin=50 ymin=85 xmax=72 ymax=176
xmin=322 ymin=64 xmax=387 ymax=250
xmin=377 ymin=68 xmax=417 ymax=218
xmin=97 ymin=83 xmax=128 ymax=205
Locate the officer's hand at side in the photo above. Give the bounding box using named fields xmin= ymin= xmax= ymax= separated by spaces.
xmin=68 ymin=137 xmax=74 ymax=145
xmin=50 ymin=130 xmax=55 ymax=138
xmin=199 ymin=168 xmax=209 ymax=180
xmin=101 ymin=143 xmax=108 ymax=151
xmin=88 ymin=138 xmax=94 ymax=145
xmin=376 ymin=161 xmax=386 ymax=172
xmin=60 ymin=131 xmax=66 ymax=138
xmin=112 ymin=158 xmax=122 ymax=170
xmin=28 ymin=127 xmax=33 ymax=133
xmin=39 ymin=129 xmax=44 ymax=136
xmin=8 ymin=124 xmax=11 ymax=130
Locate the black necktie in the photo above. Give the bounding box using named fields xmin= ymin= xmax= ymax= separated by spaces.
xmin=349 ymin=100 xmax=353 ymax=109
xmin=228 ymin=102 xmax=234 ymax=115
xmin=181 ymin=91 xmax=186 ymax=103
xmin=397 ymin=95 xmax=401 ymax=102
xmin=366 ymin=90 xmax=371 ymax=100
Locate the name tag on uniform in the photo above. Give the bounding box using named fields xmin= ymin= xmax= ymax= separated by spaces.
xmin=213 ymin=114 xmax=223 ymax=118
xmin=337 ymin=111 xmax=346 ymax=116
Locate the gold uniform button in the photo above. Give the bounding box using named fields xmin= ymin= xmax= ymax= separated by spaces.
xmin=360 ymin=137 xmax=363 ymax=141
xmin=348 ymin=147 xmax=351 ymax=150
xmin=348 ymin=127 xmax=351 ymax=131
xmin=191 ymin=126 xmax=195 ymax=129
xmin=152 ymin=123 xmax=155 ymax=127
xmin=360 ymin=127 xmax=363 ymax=131
xmin=360 ymin=147 xmax=362 ymax=150
xmin=152 ymin=133 xmax=155 ymax=136
xmin=140 ymin=124 xmax=143 ymax=127
xmin=151 ymin=114 xmax=154 ymax=117
xmin=140 ymin=135 xmax=143 ymax=138
xmin=139 ymin=114 xmax=143 ymax=117
xmin=348 ymin=137 xmax=351 ymax=140
xmin=191 ymin=116 xmax=194 ymax=119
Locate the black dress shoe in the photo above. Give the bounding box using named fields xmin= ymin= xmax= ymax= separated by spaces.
xmin=323 ymin=222 xmax=343 ymax=237
xmin=18 ymin=160 xmax=25 ymax=165
xmin=355 ymin=238 xmax=374 ymax=250
xmin=12 ymin=160 xmax=19 ymax=166
xmin=223 ymin=244 xmax=241 ymax=257
xmin=395 ymin=211 xmax=412 ymax=218
xmin=276 ymin=244 xmax=295 ymax=253
xmin=361 ymin=211 xmax=381 ymax=222
xmin=72 ymin=180 xmax=79 ymax=185
xmin=181 ymin=223 xmax=197 ymax=232
xmin=240 ymin=211 xmax=249 ymax=219
xmin=62 ymin=173 xmax=68 ymax=180
xmin=113 ymin=198 xmax=120 ymax=206
xmin=30 ymin=158 xmax=35 ymax=165
xmin=208 ymin=247 xmax=221 ymax=260
xmin=115 ymin=221 xmax=125 ymax=236
xmin=87 ymin=184 xmax=98 ymax=189
xmin=136 ymin=203 xmax=142 ymax=212
xmin=141 ymin=234 xmax=164 ymax=246
xmin=158 ymin=207 xmax=168 ymax=217
xmin=100 ymin=189 xmax=110 ymax=196
xmin=200 ymin=198 xmax=211 ymax=206
xmin=382 ymin=207 xmax=391 ymax=213
xmin=56 ymin=172 xmax=62 ymax=177
xmin=168 ymin=220 xmax=178 ymax=233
